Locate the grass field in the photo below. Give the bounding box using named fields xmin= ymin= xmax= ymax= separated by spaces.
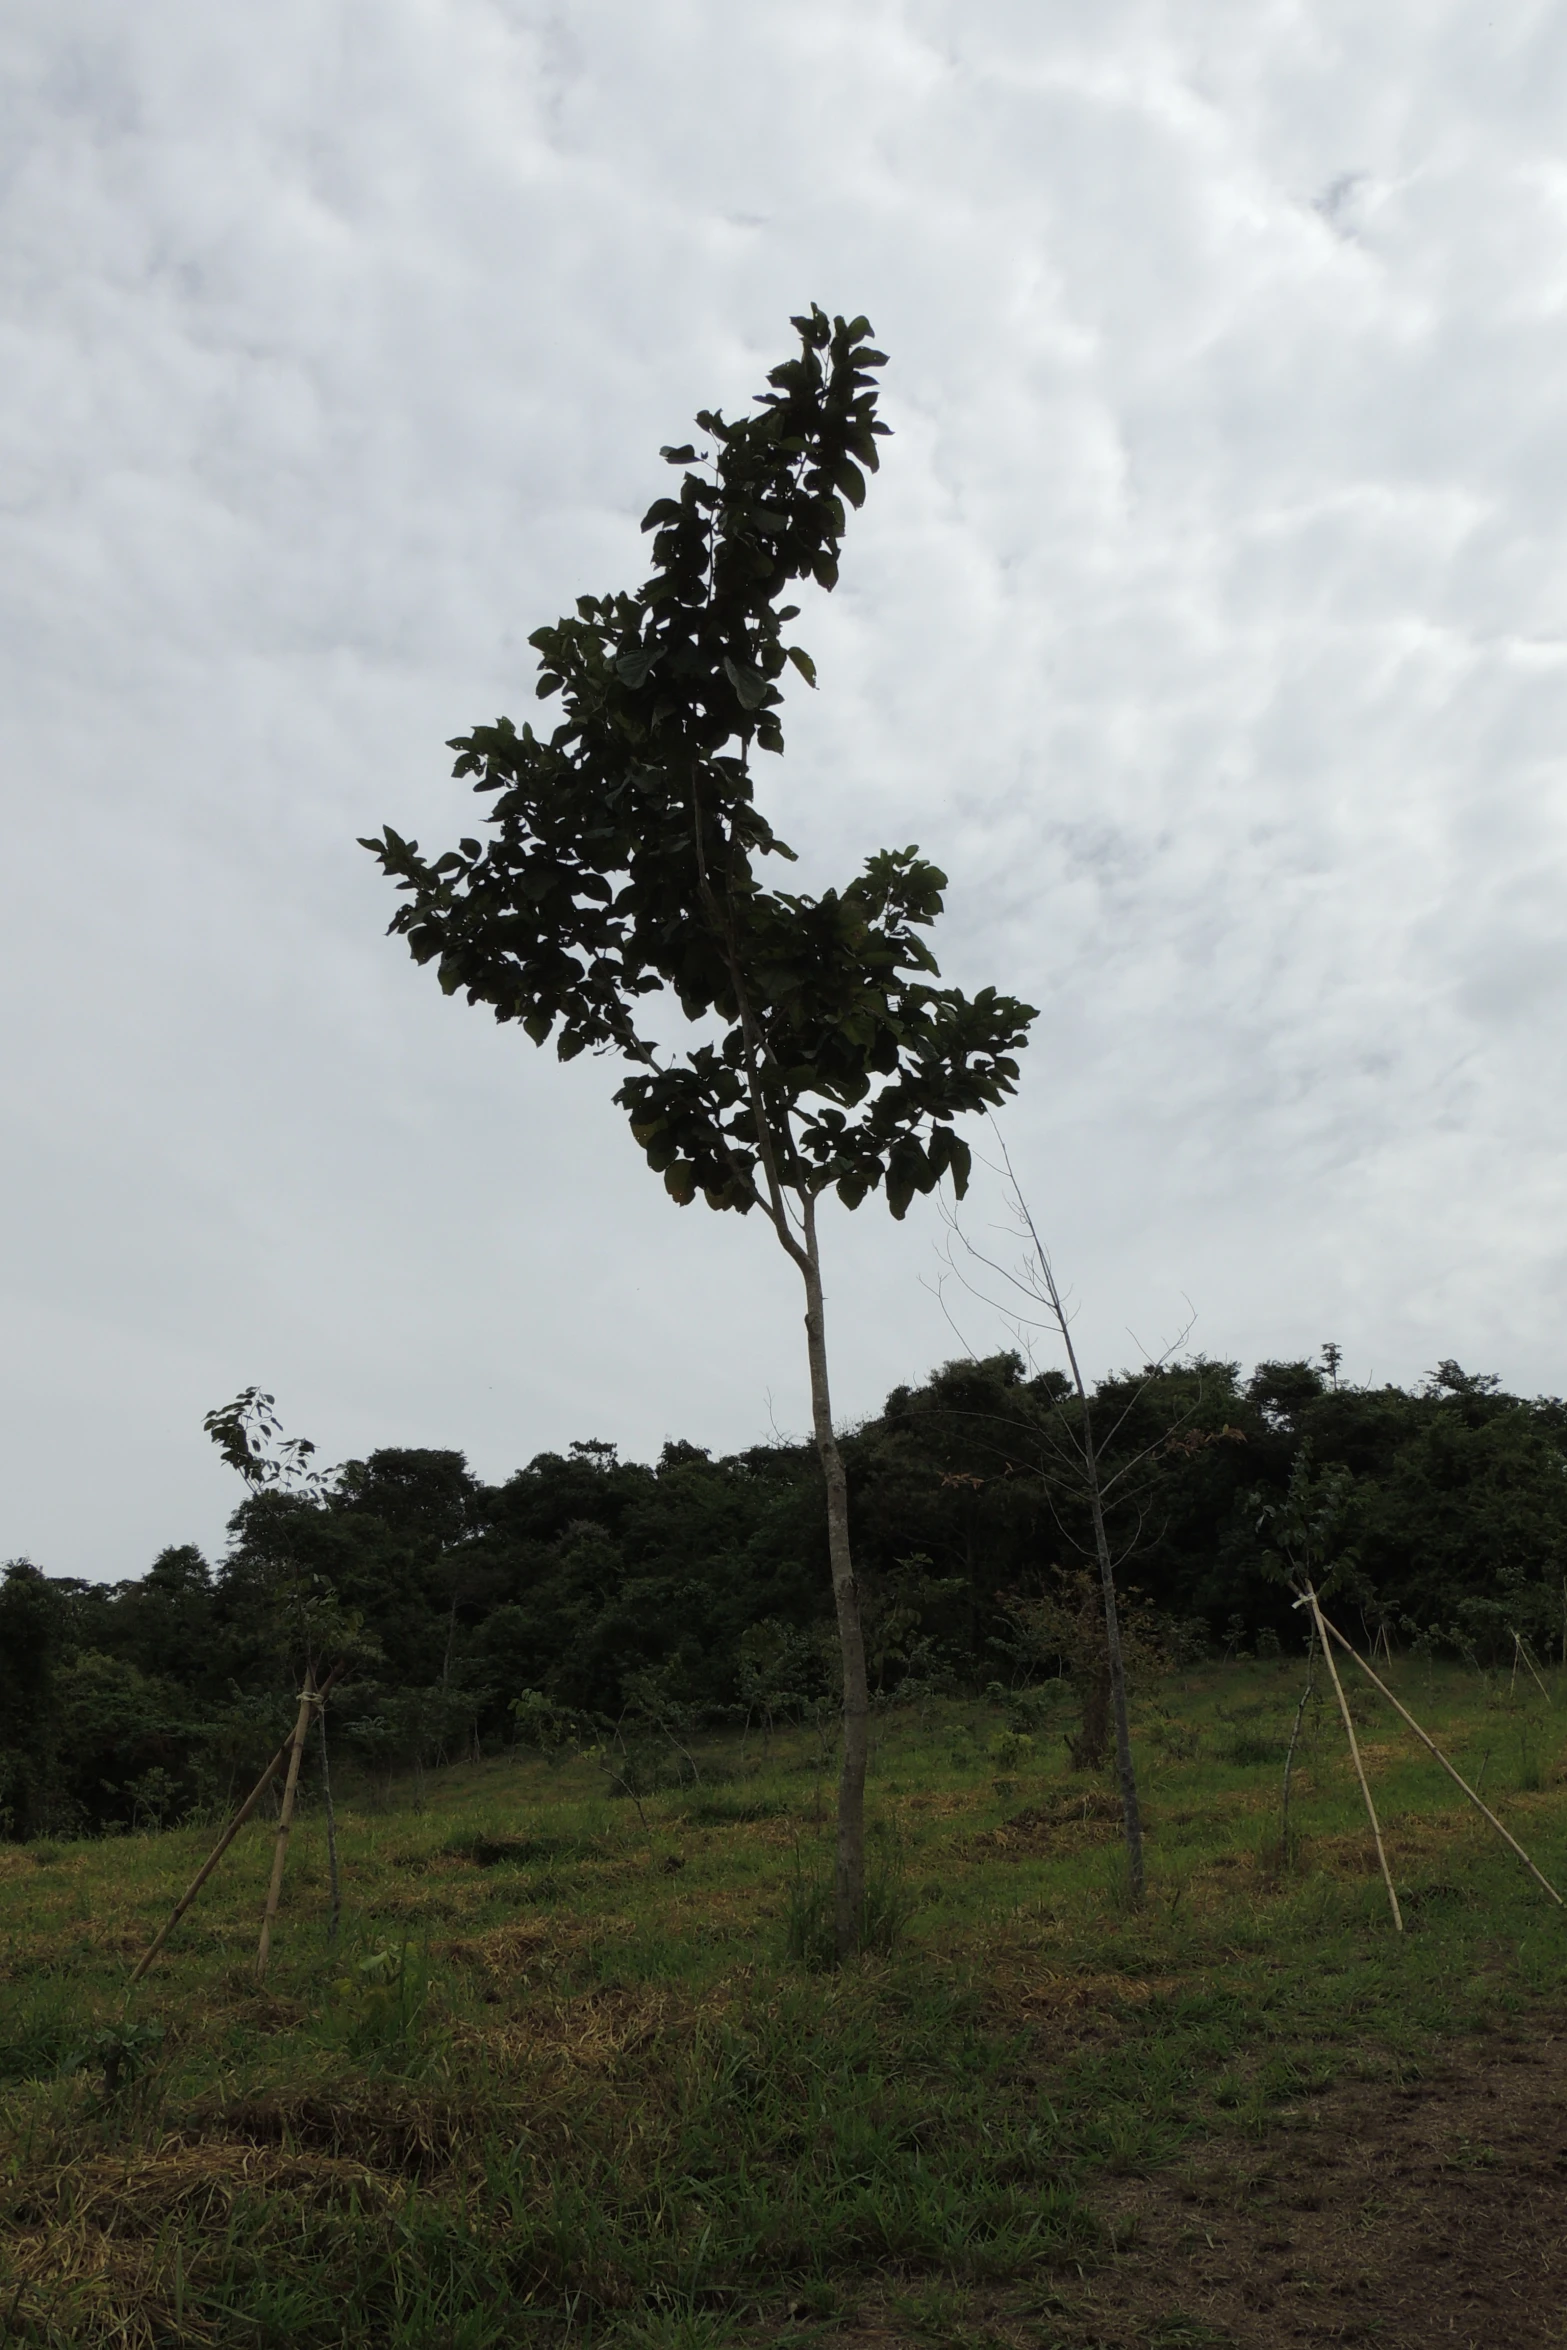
xmin=3 ymin=1659 xmax=1566 ymax=2349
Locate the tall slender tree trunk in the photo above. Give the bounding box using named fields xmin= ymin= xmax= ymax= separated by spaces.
xmin=725 ymin=978 xmax=870 ymax=1962
xmin=799 ymin=1191 xmax=869 ymax=1960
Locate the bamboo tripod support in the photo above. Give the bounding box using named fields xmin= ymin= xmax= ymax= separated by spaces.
xmin=129 ymin=1662 xmax=343 ymax=1987
xmin=1302 ymin=1583 xmax=1403 ymax=1931
xmin=1314 ymin=1609 xmax=1563 ymax=1909
xmin=1511 ymin=1629 xmax=1553 ymax=1706
xmin=256 ymin=1668 xmax=318 ymax=1978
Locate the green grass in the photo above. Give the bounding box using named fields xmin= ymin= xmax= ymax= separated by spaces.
xmin=1 ymin=1661 xmax=1564 ymax=2346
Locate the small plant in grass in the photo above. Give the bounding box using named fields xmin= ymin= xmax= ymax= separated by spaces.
xmin=1515 ymin=1724 xmax=1546 ymax=1792
xmin=1221 ymin=1612 xmax=1250 ymax=1661
xmin=945 ymin=1718 xmax=981 ymax=1768
xmin=1145 ymin=2315 xmax=1236 ymax=2349
xmin=328 ymin=1941 xmax=433 ymax=2065
xmin=1220 ymin=1728 xmax=1282 ymax=1768
xmin=1146 ymin=1708 xmax=1202 ymax=1762
xmin=64 ymin=2018 xmax=165 ymax=2101
xmin=601 ymin=2307 xmax=741 ymax=2350
xmin=986 ymin=1679 xmax=1063 ymax=1739
xmin=989 ymin=1728 xmax=1035 ymax=1773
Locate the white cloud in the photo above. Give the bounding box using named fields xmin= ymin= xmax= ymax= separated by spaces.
xmin=4 ymin=0 xmax=1567 ymax=1577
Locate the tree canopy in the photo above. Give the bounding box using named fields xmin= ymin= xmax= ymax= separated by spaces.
xmin=362 ymin=307 xmax=1034 ymax=1224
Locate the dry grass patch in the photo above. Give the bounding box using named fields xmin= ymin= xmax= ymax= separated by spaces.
xmin=13 ymin=2139 xmax=403 ymax=2230
xmin=451 ymin=1979 xmax=715 ymax=2074
xmin=974 ymin=1790 xmax=1129 ymax=1858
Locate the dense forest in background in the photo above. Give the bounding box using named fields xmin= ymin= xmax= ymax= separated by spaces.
xmin=5 ymin=1348 xmax=1567 ymax=1839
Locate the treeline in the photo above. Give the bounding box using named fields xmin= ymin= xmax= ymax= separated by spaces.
xmin=4 ymin=1350 xmax=1566 ymax=1838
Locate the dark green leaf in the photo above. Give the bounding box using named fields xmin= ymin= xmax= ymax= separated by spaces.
xmin=722 ymin=656 xmax=771 ymax=711
xmin=835 ymin=460 xmax=866 ymax=510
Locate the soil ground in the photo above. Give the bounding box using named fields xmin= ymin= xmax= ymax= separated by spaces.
xmin=1092 ymin=2028 xmax=1567 ymax=2349
xmin=838 ymin=2030 xmax=1567 ymax=2349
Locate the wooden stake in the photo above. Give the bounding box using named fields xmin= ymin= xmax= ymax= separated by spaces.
xmin=127 ymin=1663 xmax=343 ymax=1986
xmin=1512 ymin=1629 xmax=1553 ymax=1706
xmin=1302 ymin=1582 xmax=1403 ymax=1932
xmin=1315 ymin=1609 xmax=1563 ymax=1908
xmin=129 ymin=1737 xmax=291 ymax=1983
xmin=256 ymin=1668 xmax=317 ymax=1979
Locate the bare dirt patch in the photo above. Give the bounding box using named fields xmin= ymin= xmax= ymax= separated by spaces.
xmin=805 ymin=2032 xmax=1567 ymax=2349
xmin=1074 ymin=2026 xmax=1567 ymax=2346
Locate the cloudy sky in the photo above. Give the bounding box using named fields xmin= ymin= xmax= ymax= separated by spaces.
xmin=6 ymin=2 xmax=1567 ymax=1582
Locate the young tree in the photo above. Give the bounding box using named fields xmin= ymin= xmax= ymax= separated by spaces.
xmin=361 ymin=308 xmax=1036 ymax=1956
xmin=938 ymin=1134 xmax=1207 ymax=1904
xmin=204 ymin=1389 xmax=359 ymax=1952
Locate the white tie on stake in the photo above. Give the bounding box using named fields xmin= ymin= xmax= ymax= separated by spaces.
xmin=1293 ymin=1586 xmax=1563 ymax=1916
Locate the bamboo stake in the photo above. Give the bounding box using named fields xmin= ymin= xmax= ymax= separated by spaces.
xmin=1302 ymin=1583 xmax=1403 ymax=1932
xmin=1512 ymin=1629 xmax=1553 ymax=1706
xmin=128 ymin=1663 xmax=345 ymax=1987
xmin=1315 ymin=1609 xmax=1563 ymax=1907
xmin=128 ymin=1736 xmax=293 ymax=1983
xmin=256 ymin=1668 xmax=317 ymax=1978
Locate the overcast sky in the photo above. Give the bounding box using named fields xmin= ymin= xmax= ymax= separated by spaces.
xmin=6 ymin=2 xmax=1567 ymax=1582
